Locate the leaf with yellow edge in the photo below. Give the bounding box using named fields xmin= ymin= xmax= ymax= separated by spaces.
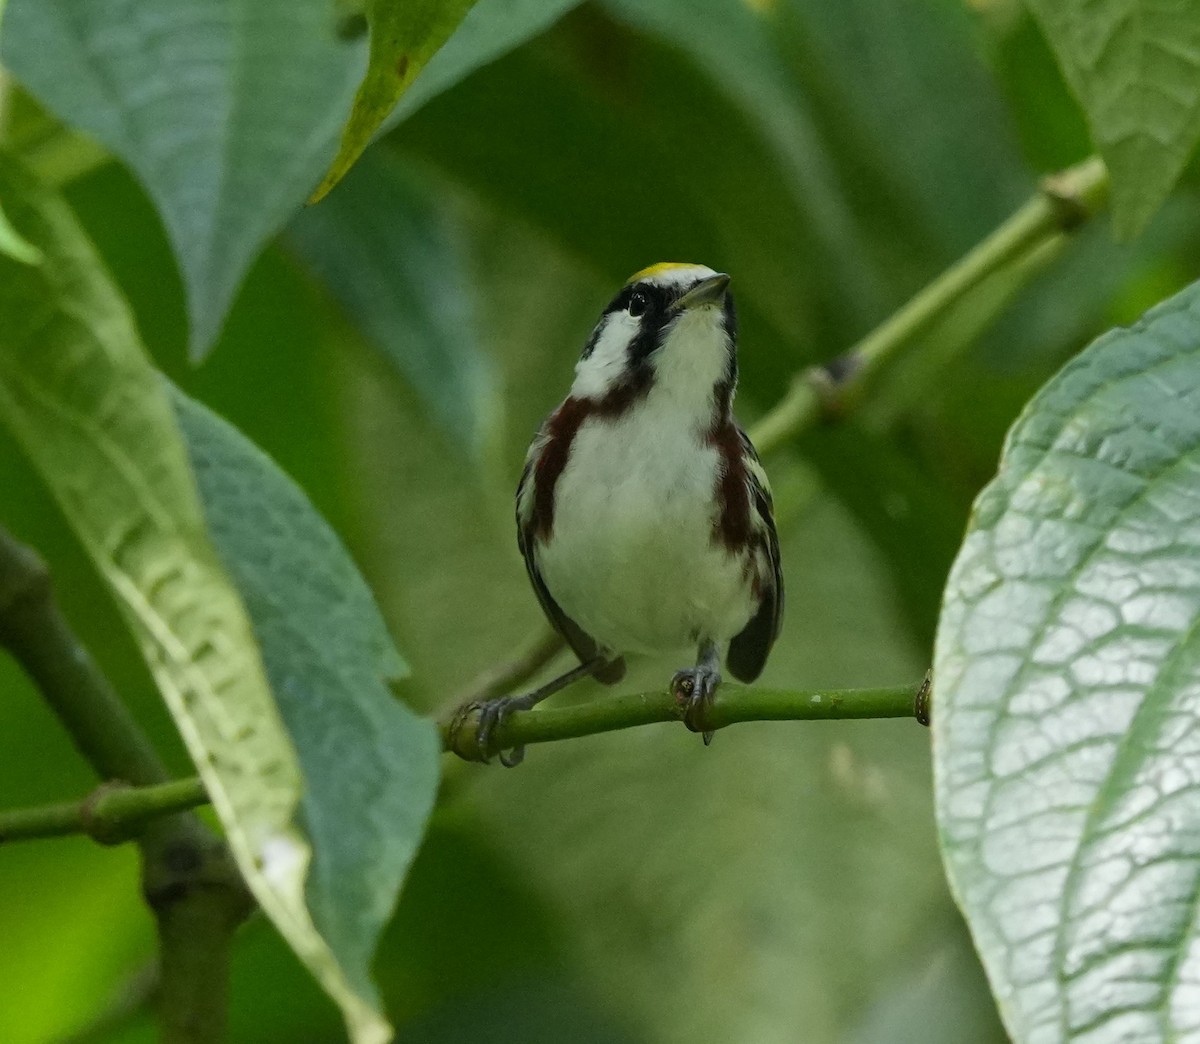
xmin=311 ymin=0 xmax=478 ymax=202
xmin=0 ymin=157 xmax=392 ymax=1044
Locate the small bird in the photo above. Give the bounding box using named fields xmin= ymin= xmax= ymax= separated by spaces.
xmin=460 ymin=263 xmax=783 ymax=764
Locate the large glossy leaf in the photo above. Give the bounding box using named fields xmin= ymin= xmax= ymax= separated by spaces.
xmin=935 ymin=278 xmax=1200 ymax=1041
xmin=1023 ymin=0 xmax=1200 ymax=238
xmin=173 ymin=388 xmax=440 ymax=1020
xmin=0 ymin=160 xmax=395 ymax=1044
xmin=288 ymin=150 xmax=501 ymax=462
xmin=0 ymin=0 xmax=366 ymax=355
xmin=312 ymin=0 xmax=478 ymax=201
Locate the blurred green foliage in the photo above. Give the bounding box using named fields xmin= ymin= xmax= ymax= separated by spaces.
xmin=0 ymin=0 xmax=1198 ymax=1041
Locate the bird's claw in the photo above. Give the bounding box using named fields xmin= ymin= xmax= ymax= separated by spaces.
xmin=448 ymin=695 xmax=532 ymax=766
xmin=671 ymin=666 xmax=721 ymax=745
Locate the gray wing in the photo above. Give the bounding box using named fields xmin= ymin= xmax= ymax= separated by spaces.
xmin=727 ymin=428 xmax=784 ymax=683
xmin=516 ymin=457 xmax=626 ymax=685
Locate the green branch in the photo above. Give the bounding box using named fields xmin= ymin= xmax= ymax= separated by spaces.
xmin=443 ymin=681 xmax=925 ymax=762
xmin=0 ymin=681 xmax=925 ymax=838
xmin=750 ymin=155 xmax=1110 ymax=455
xmin=0 ymin=527 xmax=172 ymax=785
xmin=0 ymin=777 xmax=208 ymax=845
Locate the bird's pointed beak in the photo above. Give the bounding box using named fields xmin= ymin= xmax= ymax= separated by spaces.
xmin=675 ymin=273 xmax=730 ymax=311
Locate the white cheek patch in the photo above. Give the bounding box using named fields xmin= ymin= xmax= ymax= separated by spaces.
xmin=572 ymin=311 xmax=642 ymax=399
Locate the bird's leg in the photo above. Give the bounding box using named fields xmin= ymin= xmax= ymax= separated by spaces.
xmin=671 ymin=639 xmax=722 ymax=745
xmin=450 ymin=657 xmax=603 ymax=767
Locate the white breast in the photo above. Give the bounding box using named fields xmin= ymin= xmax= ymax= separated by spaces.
xmin=535 ymin=390 xmax=757 ymax=657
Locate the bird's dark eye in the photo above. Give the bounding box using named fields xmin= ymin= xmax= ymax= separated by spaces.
xmin=628 ymin=290 xmax=648 ymax=318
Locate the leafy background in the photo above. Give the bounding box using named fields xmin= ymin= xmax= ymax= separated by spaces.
xmin=1 ymin=0 xmax=1199 ymax=1041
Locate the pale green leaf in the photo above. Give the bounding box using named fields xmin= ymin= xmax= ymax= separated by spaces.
xmin=0 ymin=0 xmax=366 ymax=355
xmin=0 ymin=159 xmax=389 ymax=1044
xmin=173 ymin=387 xmax=441 ymax=1012
xmin=289 ymin=150 xmax=501 ymax=462
xmin=1023 ymin=0 xmax=1200 ymax=237
xmin=935 ymin=278 xmax=1200 ymax=1041
xmin=312 ymin=0 xmax=478 ymax=202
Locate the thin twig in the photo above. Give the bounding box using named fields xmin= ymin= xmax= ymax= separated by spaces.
xmin=442 ymin=681 xmax=926 ymax=762
xmin=0 ymin=680 xmax=927 ymax=836
xmin=750 ymin=156 xmax=1110 ymax=454
xmin=0 ymin=528 xmax=170 ymax=785
xmin=0 ymin=777 xmax=209 ymax=845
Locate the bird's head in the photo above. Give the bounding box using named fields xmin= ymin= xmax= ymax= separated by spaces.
xmin=570 ymin=263 xmax=738 ymax=417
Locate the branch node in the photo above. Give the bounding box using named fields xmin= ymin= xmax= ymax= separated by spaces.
xmin=142 ymin=826 xmax=251 ymax=920
xmin=914 ymin=670 xmax=933 ymax=727
xmin=80 ymin=779 xmax=136 ymax=845
xmin=1039 ymin=161 xmax=1105 ymax=233
xmin=442 ymin=704 xmax=491 ymax=763
xmin=802 ymin=363 xmax=853 ymax=422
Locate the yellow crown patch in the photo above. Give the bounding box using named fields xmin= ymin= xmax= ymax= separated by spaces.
xmin=626 ymin=261 xmax=705 ymax=284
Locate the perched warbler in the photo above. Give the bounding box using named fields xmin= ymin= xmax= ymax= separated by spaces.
xmin=458 ymin=263 xmax=783 ymax=765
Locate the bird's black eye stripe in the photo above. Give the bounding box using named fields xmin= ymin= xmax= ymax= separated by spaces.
xmin=583 ymin=281 xmax=672 ymax=362
xmin=602 ymin=282 xmax=667 ymax=318
xmin=603 ymin=286 xmax=635 ymax=316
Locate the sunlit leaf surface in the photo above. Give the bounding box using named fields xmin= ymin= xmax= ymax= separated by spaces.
xmin=936 ymin=279 xmax=1200 ymax=1041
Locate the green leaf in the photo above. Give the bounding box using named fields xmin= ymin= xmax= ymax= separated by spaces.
xmin=173 ymin=386 xmax=441 ymax=1017
xmin=1023 ymin=0 xmax=1200 ymax=238
xmin=288 ymin=150 xmax=501 ymax=462
xmin=935 ymin=278 xmax=1200 ymax=1041
xmin=0 ymin=0 xmax=366 ymax=355
xmin=0 ymin=201 xmax=41 ymax=265
xmin=0 ymin=3 xmax=38 ymax=266
xmin=0 ymin=158 xmax=395 ymax=1044
xmin=312 ymin=0 xmax=478 ymax=202
xmin=378 ymin=0 xmax=584 ymax=131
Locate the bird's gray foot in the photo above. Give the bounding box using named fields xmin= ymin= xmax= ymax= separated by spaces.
xmin=450 ymin=692 xmax=538 ymax=767
xmin=447 ymin=657 xmax=605 ymax=767
xmin=671 ymin=664 xmax=721 ymax=745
